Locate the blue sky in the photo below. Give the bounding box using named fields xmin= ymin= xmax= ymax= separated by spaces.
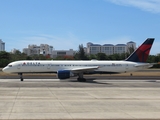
xmin=0 ymin=0 xmax=160 ymax=55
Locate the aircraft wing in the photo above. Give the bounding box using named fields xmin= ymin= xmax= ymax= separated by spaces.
xmin=71 ymin=66 xmax=99 ymax=73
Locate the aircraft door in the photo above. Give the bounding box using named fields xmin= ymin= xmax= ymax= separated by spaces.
xmin=17 ymin=64 xmax=21 ymax=69
xmin=47 ymin=64 xmax=51 ymax=69
xmin=126 ymin=64 xmax=129 ymax=70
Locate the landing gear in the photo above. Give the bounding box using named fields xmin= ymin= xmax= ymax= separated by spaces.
xmin=18 ymin=73 xmax=23 ymax=81
xmin=77 ymin=73 xmax=86 ymax=82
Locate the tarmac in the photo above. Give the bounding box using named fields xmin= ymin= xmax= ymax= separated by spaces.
xmin=0 ymin=78 xmax=160 ymax=119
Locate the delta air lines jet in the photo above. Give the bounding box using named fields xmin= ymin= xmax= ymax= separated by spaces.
xmin=2 ymin=38 xmax=155 ymax=82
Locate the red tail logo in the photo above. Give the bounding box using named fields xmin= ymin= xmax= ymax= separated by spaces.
xmin=136 ymin=44 xmax=152 ymax=62
xmin=126 ymin=38 xmax=154 ymax=62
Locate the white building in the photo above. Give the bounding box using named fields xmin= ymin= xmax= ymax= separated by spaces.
xmin=101 ymin=44 xmax=114 ymax=55
xmin=86 ymin=41 xmax=136 ymax=55
xmin=127 ymin=41 xmax=136 ymax=53
xmin=11 ymin=48 xmax=20 ymax=54
xmin=87 ymin=42 xmax=101 ymax=54
xmin=52 ymin=49 xmax=75 ymax=58
xmin=83 ymin=47 xmax=87 ymax=53
xmin=23 ymin=44 xmax=53 ymax=57
xmin=90 ymin=44 xmax=101 ymax=55
xmin=114 ymin=44 xmax=127 ymax=54
xmin=86 ymin=42 xmax=93 ymax=54
xmin=39 ymin=44 xmax=53 ymax=55
xmin=0 ymin=39 xmax=5 ymax=51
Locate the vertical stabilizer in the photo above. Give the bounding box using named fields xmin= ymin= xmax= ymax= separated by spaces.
xmin=126 ymin=38 xmax=154 ymax=62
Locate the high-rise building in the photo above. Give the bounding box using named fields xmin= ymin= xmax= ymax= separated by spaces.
xmin=0 ymin=39 xmax=5 ymax=51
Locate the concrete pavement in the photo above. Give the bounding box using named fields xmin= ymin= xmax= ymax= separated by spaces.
xmin=0 ymin=79 xmax=160 ymax=119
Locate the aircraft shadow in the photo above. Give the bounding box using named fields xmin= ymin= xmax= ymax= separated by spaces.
xmin=68 ymin=78 xmax=110 ymax=85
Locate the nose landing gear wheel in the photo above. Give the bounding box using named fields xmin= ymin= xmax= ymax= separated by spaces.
xmin=18 ymin=73 xmax=23 ymax=81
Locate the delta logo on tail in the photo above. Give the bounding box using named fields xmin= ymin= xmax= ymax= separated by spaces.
xmin=126 ymin=38 xmax=154 ymax=62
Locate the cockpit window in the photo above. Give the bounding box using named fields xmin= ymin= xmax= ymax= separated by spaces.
xmin=8 ymin=65 xmax=12 ymax=67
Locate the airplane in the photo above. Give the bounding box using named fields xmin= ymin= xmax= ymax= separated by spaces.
xmin=2 ymin=38 xmax=156 ymax=82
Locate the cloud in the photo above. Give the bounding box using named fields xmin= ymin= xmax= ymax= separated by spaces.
xmin=105 ymin=0 xmax=160 ymax=13
xmin=14 ymin=33 xmax=89 ymax=52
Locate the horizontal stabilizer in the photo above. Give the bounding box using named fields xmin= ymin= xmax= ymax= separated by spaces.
xmin=134 ymin=62 xmax=159 ymax=68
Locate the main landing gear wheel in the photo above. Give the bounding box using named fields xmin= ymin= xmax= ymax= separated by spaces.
xmin=18 ymin=73 xmax=23 ymax=81
xmin=77 ymin=78 xmax=86 ymax=82
xmin=77 ymin=73 xmax=86 ymax=82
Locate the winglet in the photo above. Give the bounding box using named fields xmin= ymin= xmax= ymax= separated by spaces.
xmin=126 ymin=38 xmax=154 ymax=62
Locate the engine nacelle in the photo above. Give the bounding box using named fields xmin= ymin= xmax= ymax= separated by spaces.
xmin=57 ymin=70 xmax=74 ymax=79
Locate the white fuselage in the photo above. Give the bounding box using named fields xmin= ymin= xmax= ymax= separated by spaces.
xmin=2 ymin=60 xmax=152 ymax=74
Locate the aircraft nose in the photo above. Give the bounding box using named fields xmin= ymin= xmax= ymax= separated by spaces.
xmin=2 ymin=67 xmax=6 ymax=72
xmin=2 ymin=67 xmax=8 ymax=73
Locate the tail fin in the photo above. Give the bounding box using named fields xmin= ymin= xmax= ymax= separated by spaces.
xmin=126 ymin=38 xmax=154 ymax=62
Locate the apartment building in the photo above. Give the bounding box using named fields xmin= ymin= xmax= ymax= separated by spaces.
xmin=23 ymin=44 xmax=53 ymax=57
xmin=114 ymin=44 xmax=127 ymax=54
xmin=101 ymin=44 xmax=114 ymax=55
xmin=89 ymin=44 xmax=101 ymax=55
xmin=127 ymin=41 xmax=136 ymax=53
xmin=86 ymin=41 xmax=136 ymax=55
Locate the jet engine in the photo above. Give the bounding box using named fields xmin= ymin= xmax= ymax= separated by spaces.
xmin=57 ymin=70 xmax=74 ymax=79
